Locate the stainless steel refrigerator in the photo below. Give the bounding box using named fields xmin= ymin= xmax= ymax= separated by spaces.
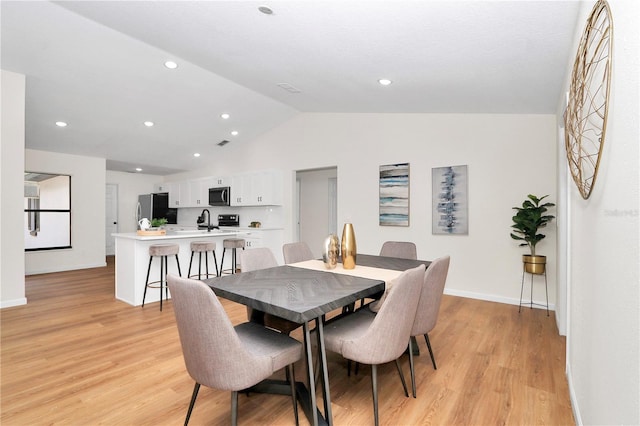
xmin=136 ymin=193 xmax=177 ymax=228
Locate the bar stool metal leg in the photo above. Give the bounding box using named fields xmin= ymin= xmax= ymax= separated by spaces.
xmin=142 ymin=256 xmax=153 ymax=308
xmin=143 ymin=244 xmax=181 ymax=311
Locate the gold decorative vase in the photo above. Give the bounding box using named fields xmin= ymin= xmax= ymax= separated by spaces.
xmin=341 ymin=223 xmax=357 ymax=269
xmin=523 ymin=255 xmax=546 ymax=275
xmin=322 ymin=234 xmax=340 ymax=269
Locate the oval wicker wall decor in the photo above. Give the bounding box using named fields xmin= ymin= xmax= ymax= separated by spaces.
xmin=564 ymin=0 xmax=613 ymax=200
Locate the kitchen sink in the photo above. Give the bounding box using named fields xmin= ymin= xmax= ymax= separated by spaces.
xmin=174 ymin=229 xmax=209 ymax=234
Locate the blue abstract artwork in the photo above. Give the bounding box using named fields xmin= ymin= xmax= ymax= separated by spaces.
xmin=432 ymin=165 xmax=468 ymax=234
xmin=379 ymin=163 xmax=410 ymax=226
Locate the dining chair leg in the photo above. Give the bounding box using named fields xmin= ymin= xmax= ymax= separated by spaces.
xmin=288 ymin=364 xmax=299 ymax=425
xmin=231 ymin=391 xmax=238 ymax=426
xmin=184 ymin=382 xmax=200 ymax=426
xmin=424 ymin=333 xmax=437 ymax=369
xmin=395 ymin=358 xmax=409 ymax=397
xmin=408 ymin=338 xmax=416 ymax=398
xmin=371 ymin=364 xmax=379 ymax=426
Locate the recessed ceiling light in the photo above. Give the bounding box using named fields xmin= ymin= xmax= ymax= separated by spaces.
xmin=231 ymin=130 xmax=239 ymax=136
xmin=55 ymin=121 xmax=67 ymax=127
xmin=164 ymin=61 xmax=178 ymax=69
xmin=135 ymin=168 xmax=142 ymax=172
xmin=258 ymin=5 xmax=273 ymax=15
xmin=193 ymin=153 xmax=201 ymax=157
xmin=378 ymin=79 xmax=392 ymax=86
xmin=144 ymin=121 xmax=154 ymax=127
xmin=220 ymin=113 xmax=230 ymax=120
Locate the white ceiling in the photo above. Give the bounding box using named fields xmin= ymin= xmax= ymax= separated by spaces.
xmin=1 ymin=1 xmax=582 ymax=175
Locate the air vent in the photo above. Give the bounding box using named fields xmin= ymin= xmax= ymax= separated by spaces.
xmin=277 ymin=83 xmax=301 ymax=93
xmin=217 ymin=140 xmax=230 ymax=147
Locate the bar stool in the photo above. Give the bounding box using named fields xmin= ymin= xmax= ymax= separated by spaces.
xmin=188 ymin=241 xmax=219 ymax=279
xmin=220 ymin=238 xmax=245 ymax=275
xmin=142 ymin=244 xmax=182 ymax=311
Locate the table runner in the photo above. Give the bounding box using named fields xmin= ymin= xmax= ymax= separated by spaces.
xmin=289 ymin=259 xmax=401 ymax=311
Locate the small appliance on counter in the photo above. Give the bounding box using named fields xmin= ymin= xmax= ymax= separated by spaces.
xmin=249 ymin=221 xmax=262 ymax=228
xmin=218 ymin=214 xmax=240 ymax=227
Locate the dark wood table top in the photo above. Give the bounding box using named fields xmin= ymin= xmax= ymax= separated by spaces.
xmin=204 ymin=265 xmax=385 ymax=324
xmin=204 ymin=254 xmax=431 ymax=324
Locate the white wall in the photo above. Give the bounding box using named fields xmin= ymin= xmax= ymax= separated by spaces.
xmin=168 ymin=113 xmax=557 ymax=308
xmin=25 ymin=150 xmax=106 ymax=275
xmin=563 ymin=0 xmax=640 ymax=424
xmin=1 ymin=70 xmax=27 ymax=308
xmin=106 ymin=170 xmax=163 ymax=234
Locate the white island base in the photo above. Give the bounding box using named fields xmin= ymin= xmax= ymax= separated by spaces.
xmin=113 ymin=230 xmax=245 ymax=307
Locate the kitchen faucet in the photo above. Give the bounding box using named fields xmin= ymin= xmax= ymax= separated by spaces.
xmin=197 ymin=209 xmax=215 ymax=232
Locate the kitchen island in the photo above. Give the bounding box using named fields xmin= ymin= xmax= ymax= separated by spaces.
xmin=113 ymin=230 xmax=247 ymax=306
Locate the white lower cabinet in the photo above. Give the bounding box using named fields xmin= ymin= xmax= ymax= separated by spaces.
xmin=219 ymin=228 xmax=284 ymax=266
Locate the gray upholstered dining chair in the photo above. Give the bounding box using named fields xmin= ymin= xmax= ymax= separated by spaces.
xmin=379 ymin=241 xmax=418 ymax=260
xmin=167 ymin=274 xmax=302 ymax=426
xmin=406 ymin=255 xmax=450 ymax=398
xmin=282 ymin=241 xmax=314 ymax=264
xmin=240 ymin=248 xmax=302 ymax=334
xmin=355 ymin=240 xmax=419 ymax=311
xmin=323 ymin=264 xmax=425 ymax=426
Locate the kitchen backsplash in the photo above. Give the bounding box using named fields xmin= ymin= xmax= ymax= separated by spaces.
xmin=177 ymin=206 xmax=283 ymax=228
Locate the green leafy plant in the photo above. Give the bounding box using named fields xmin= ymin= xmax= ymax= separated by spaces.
xmin=151 ymin=218 xmax=168 ymax=227
xmin=510 ymin=194 xmax=555 ymax=256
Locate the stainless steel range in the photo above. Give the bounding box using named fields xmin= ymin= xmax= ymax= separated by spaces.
xmin=218 ymin=214 xmax=239 ymax=227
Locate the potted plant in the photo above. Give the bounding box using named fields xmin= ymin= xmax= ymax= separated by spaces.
xmin=151 ymin=218 xmax=168 ymax=229
xmin=510 ymin=194 xmax=555 ymax=274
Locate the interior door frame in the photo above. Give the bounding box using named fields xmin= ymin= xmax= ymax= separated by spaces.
xmin=105 ymin=183 xmax=119 ymax=256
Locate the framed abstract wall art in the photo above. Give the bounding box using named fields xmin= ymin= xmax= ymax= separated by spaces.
xmin=432 ymin=165 xmax=468 ymax=234
xmin=379 ymin=163 xmax=409 ymax=226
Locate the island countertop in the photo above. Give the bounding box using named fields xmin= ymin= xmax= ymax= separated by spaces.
xmin=112 ymin=229 xmax=247 ymax=241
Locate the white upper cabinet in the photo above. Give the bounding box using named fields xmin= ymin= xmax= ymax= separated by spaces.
xmin=154 ymin=183 xmax=169 ymax=193
xmin=210 ymin=176 xmax=229 ymax=187
xmin=251 ymin=170 xmax=283 ymax=205
xmin=230 ymin=170 xmax=282 ymax=206
xmin=159 ymin=170 xmax=282 ymax=208
xmin=188 ymin=178 xmax=212 ymax=207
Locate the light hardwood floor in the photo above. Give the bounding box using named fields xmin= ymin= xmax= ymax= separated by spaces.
xmin=1 ymin=257 xmax=574 ymax=425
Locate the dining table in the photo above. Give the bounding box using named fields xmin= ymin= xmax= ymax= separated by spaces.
xmin=203 ymin=253 xmax=430 ymax=426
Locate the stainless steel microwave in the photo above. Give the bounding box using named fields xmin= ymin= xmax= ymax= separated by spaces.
xmin=208 ymin=186 xmax=230 ymax=206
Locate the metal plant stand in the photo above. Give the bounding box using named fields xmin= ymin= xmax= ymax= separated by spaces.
xmin=519 ymin=266 xmax=549 ymax=316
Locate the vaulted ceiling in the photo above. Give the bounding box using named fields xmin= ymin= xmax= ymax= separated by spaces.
xmin=2 ymin=1 xmax=581 ymax=175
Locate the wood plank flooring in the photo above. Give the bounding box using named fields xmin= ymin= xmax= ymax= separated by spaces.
xmin=1 ymin=257 xmax=574 ymax=425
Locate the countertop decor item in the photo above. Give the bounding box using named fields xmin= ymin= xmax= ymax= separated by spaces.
xmin=341 ymin=223 xmax=357 ymax=269
xmin=322 ymin=234 xmax=339 ymax=269
xmin=151 ymin=218 xmax=168 ymax=228
xmin=510 ymin=194 xmax=555 ymax=274
xmin=564 ymin=0 xmax=613 ymax=200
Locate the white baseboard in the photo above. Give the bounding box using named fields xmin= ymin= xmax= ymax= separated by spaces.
xmin=444 ymin=287 xmax=556 ymax=311
xmin=25 ymin=261 xmax=107 ymax=276
xmin=1 ymin=297 xmax=28 ymax=309
xmin=566 ymin=363 xmax=582 ymax=425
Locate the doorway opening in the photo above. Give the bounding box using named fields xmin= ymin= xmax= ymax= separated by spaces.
xmin=295 ymin=167 xmax=337 ymax=258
